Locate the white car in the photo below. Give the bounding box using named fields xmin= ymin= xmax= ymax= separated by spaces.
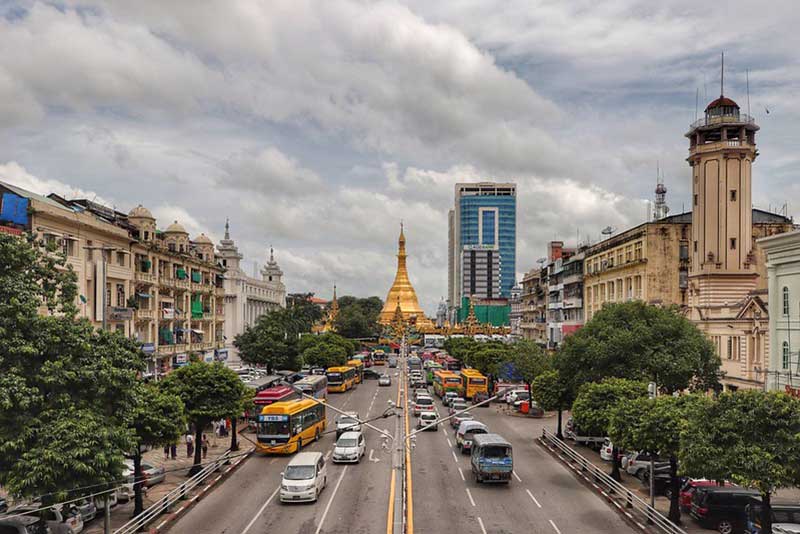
xmin=506 ymin=390 xmax=529 ymax=405
xmin=600 ymin=439 xmax=614 ymax=461
xmin=280 ymin=452 xmax=327 ymax=503
xmin=335 ymin=412 xmax=361 ymax=438
xmin=413 ymin=396 xmax=435 ymax=416
xmin=417 ymin=412 xmax=438 ymax=431
xmin=332 ymin=431 xmax=366 ymax=463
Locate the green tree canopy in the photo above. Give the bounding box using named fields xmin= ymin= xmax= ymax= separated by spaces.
xmin=557 ymin=301 xmax=720 ymax=395
xmin=680 ymin=391 xmax=800 ymax=534
xmin=161 ymin=362 xmax=247 ymax=472
xmin=509 ymin=341 xmax=550 ymax=387
xmin=572 ymin=377 xmax=648 ymax=480
xmin=302 ymin=342 xmax=348 ymax=369
xmin=443 ymin=337 xmax=479 ymax=362
xmin=234 ymin=304 xmax=320 ymax=372
xmin=531 ymin=369 xmax=574 ymax=438
xmin=0 ymin=233 xmax=146 ymax=502
xmin=333 ymin=295 xmax=383 ymax=338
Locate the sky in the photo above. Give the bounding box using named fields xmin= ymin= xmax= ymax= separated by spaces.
xmin=1 ymin=1 xmax=798 ymax=315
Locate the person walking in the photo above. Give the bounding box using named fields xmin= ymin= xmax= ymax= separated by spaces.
xmin=202 ymin=434 xmax=209 ymax=459
xmin=170 ymin=441 xmax=177 ymax=460
xmin=185 ymin=432 xmax=194 ymax=458
xmin=163 ymin=444 xmax=170 ymax=460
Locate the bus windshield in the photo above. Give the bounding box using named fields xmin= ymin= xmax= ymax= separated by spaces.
xmin=284 ymin=465 xmax=315 ymax=480
xmin=327 ymin=373 xmax=342 ymax=383
xmin=259 ymin=419 xmax=290 ymax=436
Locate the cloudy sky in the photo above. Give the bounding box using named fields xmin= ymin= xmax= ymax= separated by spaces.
xmin=1 ymin=1 xmax=798 ymax=314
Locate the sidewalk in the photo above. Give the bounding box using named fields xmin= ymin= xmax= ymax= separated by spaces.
xmin=83 ymin=429 xmax=251 ymax=534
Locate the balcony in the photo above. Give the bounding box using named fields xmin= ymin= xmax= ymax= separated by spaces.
xmin=215 ymin=287 xmax=225 ymax=298
xmin=157 ymin=344 xmax=175 ymax=355
xmin=562 ymin=298 xmax=583 ymax=309
xmin=160 ymin=277 xmax=176 ymax=289
xmin=175 ymin=280 xmax=190 ymax=290
xmin=548 ymin=302 xmax=563 ymax=310
xmin=136 ymin=309 xmax=154 ymax=320
xmin=203 ymin=312 xmax=214 ymax=320
xmin=173 ymin=343 xmax=187 ymax=353
xmin=135 ymin=272 xmax=157 ymax=284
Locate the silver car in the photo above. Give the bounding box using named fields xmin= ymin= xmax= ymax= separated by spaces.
xmin=378 ymin=374 xmax=392 ymax=386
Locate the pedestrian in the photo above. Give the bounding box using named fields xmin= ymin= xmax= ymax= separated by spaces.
xmin=163 ymin=444 xmax=170 ymax=460
xmin=186 ymin=432 xmax=194 ymax=458
xmin=170 ymin=441 xmax=177 ymax=460
xmin=202 ymin=434 xmax=209 ymax=459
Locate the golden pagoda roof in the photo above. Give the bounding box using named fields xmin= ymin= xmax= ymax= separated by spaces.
xmin=379 ymin=223 xmax=431 ymax=327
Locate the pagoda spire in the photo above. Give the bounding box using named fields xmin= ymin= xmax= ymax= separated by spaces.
xmin=379 ymin=222 xmax=429 ymax=326
xmin=224 ymin=218 xmax=230 ymax=240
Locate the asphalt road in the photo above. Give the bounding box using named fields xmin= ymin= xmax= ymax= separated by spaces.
xmin=409 ymin=389 xmax=638 ymax=534
xmin=168 ymin=368 xmax=401 ymax=534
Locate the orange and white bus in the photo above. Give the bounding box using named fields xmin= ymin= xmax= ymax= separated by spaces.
xmin=256 ymin=399 xmax=326 ymax=454
xmin=433 ymin=370 xmax=463 ymax=398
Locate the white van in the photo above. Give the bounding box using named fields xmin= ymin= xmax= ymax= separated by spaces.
xmin=280 ymin=451 xmax=327 ymax=503
xmin=332 ymin=431 xmax=366 ymax=463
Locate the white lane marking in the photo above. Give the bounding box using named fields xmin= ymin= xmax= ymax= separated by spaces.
xmin=446 ymin=438 xmax=452 ymax=447
xmin=549 ymin=519 xmax=562 ymax=534
xmin=325 ymin=450 xmax=332 ymax=459
xmin=315 ymin=466 xmax=348 ymax=534
xmin=269 ymin=458 xmax=276 ymax=464
xmin=526 ymin=489 xmax=542 ymax=508
xmin=466 ymin=488 xmax=476 ymax=507
xmin=513 ymin=471 xmax=522 ymax=482
xmin=458 ymin=467 xmax=465 ymax=481
xmin=239 ymin=486 xmax=279 ymax=534
xmin=477 ymin=517 xmax=487 ymax=534
xmin=451 ymin=450 xmax=459 ymax=463
xmin=369 ymin=449 xmax=380 ymax=463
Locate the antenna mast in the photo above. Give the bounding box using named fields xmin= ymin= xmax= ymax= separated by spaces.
xmin=746 ymin=69 xmax=751 ymax=118
xmin=720 ymin=51 xmax=725 ymax=96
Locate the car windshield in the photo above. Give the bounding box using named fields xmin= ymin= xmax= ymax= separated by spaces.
xmin=337 ymin=438 xmax=358 ymax=447
xmin=453 ymin=403 xmax=467 ymax=409
xmin=416 ymin=398 xmax=433 ymax=405
xmin=469 ymin=428 xmax=487 ymax=435
xmin=284 ymin=465 xmax=315 ymax=480
xmin=339 ymin=417 xmax=358 ymax=425
xmin=482 ymin=445 xmax=510 ymax=459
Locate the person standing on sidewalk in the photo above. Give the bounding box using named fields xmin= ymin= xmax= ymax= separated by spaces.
xmin=185 ymin=432 xmax=194 ymax=458
xmin=163 ymin=444 xmax=170 ymax=460
xmin=171 ymin=440 xmax=177 ymax=460
xmin=202 ymin=434 xmax=209 ymax=459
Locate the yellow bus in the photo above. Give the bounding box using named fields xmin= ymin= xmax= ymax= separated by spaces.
xmin=433 ymin=370 xmax=463 ymax=398
xmin=346 ymin=359 xmax=365 ymax=384
xmin=460 ymin=368 xmax=489 ymax=400
xmin=327 ymin=366 xmax=356 ymax=393
xmin=256 ymin=399 xmax=326 ymax=454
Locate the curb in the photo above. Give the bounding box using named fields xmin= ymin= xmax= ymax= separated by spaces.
xmin=536 ymin=438 xmax=663 ymax=534
xmin=148 ymin=449 xmax=253 ymax=534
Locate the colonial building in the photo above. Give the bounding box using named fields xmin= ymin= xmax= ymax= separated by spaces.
xmin=509 ymin=284 xmax=523 ymax=337
xmin=760 ymin=230 xmax=800 ymax=393
xmin=519 ymin=267 xmax=547 ymax=344
xmin=216 ymin=220 xmax=286 ymax=366
xmin=126 ymin=207 xmax=226 ymax=376
xmin=583 ymin=212 xmax=692 ymax=322
xmin=686 ymin=92 xmax=794 ymax=390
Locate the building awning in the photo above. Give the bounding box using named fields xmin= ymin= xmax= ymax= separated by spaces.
xmin=137 ymin=293 xmax=151 ymax=299
xmin=191 ymin=329 xmax=204 ymax=335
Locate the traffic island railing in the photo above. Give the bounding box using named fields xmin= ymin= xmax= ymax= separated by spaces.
xmin=539 ymin=428 xmax=687 ymax=534
xmin=114 ymin=449 xmax=244 ymax=534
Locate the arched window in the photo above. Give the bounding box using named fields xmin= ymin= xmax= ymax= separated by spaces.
xmin=783 ymin=341 xmax=790 ymax=370
xmin=784 ymin=287 xmax=790 ymax=316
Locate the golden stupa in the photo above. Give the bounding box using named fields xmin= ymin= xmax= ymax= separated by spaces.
xmin=378 ymin=224 xmax=433 ymax=328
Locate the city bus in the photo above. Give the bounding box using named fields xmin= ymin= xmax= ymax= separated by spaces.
xmin=443 ymin=356 xmax=462 ymax=371
xmin=460 ymin=368 xmax=489 ymax=400
xmin=346 ymin=359 xmax=365 ymax=384
xmin=372 ymin=350 xmax=386 ymax=366
xmin=425 ymin=362 xmax=444 ymax=385
xmin=326 ymin=366 xmax=357 ymax=393
xmin=249 ymin=385 xmax=299 ymax=422
xmin=294 ymin=374 xmax=328 ymax=401
xmin=256 ymin=399 xmax=326 ymax=454
xmin=433 ymin=370 xmax=463 ymax=398
xmin=408 ymin=356 xmax=422 ymax=372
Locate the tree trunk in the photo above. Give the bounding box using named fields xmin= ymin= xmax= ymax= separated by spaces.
xmin=189 ymin=423 xmax=203 ymax=476
xmin=610 ymin=445 xmax=622 ymax=481
xmin=230 ymin=416 xmax=239 ymax=451
xmin=761 ymin=491 xmax=772 ymax=534
xmin=667 ymin=454 xmax=680 ymax=524
xmin=556 ymin=407 xmax=563 ymax=439
xmin=132 ymin=451 xmax=144 ymax=517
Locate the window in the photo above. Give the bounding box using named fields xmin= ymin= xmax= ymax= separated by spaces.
xmin=86 ymin=240 xmax=93 ymax=260
xmin=694 ymin=241 xmax=698 ymax=252
xmin=117 ymin=251 xmax=126 ymax=266
xmin=727 ymin=337 xmax=733 ymax=360
xmin=783 ymin=342 xmax=790 ymax=370
xmin=168 ymin=243 xmax=176 ymax=252
xmin=784 ymin=287 xmax=790 ymax=316
xmin=730 ymin=190 xmax=737 ymax=201
xmin=116 ymin=284 xmax=125 ymax=306
xmin=144 ymin=231 xmax=149 ymax=241
xmin=730 ymin=238 xmax=737 ymax=250
xmin=694 ymin=194 xmax=698 ymax=206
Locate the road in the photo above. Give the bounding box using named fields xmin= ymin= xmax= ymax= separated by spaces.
xmin=409 ymin=389 xmax=637 ymax=534
xmin=168 ymin=368 xmax=400 ymax=534
xmin=168 ymin=363 xmax=638 ymax=534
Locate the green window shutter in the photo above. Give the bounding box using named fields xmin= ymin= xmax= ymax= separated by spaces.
xmin=176 ymin=268 xmax=187 ymax=279
xmin=191 ymin=270 xmax=202 ymax=283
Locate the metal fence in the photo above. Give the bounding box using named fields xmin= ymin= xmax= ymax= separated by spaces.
xmin=114 ymin=450 xmax=235 ymax=534
xmin=540 ymin=429 xmax=687 ymax=534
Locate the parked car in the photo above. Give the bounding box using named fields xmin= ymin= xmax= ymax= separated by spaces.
xmin=456 ymin=421 xmax=489 ymax=453
xmin=10 ymin=504 xmax=83 ymax=534
xmin=623 ymin=451 xmax=669 ymax=480
xmin=506 ymin=391 xmax=529 ymax=405
xmin=417 ymin=412 xmax=438 ymax=431
xmin=513 ymin=399 xmax=543 ymax=415
xmin=680 ymin=479 xmax=725 ymax=512
xmin=378 ymin=374 xmax=392 ymax=386
xmin=690 ymin=486 xmax=760 ymax=534
xmin=123 ymin=459 xmax=166 ymax=487
xmin=451 ymin=412 xmax=475 ymax=428
xmin=311 ymin=367 xmax=326 ymax=375
xmin=363 ymin=369 xmax=382 ymax=380
xmin=0 ymin=497 xmax=7 ymax=514
xmin=332 ymin=431 xmax=366 ymax=463
xmin=600 ymin=439 xmax=615 ymax=462
xmin=0 ymin=516 xmax=44 ymax=534
xmin=745 ymin=497 xmax=800 ymax=534
xmin=73 ymin=498 xmax=97 ymax=523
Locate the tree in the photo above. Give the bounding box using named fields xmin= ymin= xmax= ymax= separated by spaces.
xmin=531 ymin=370 xmax=574 ymax=439
xmin=129 ymin=384 xmax=185 ymax=516
xmin=333 ymin=295 xmax=383 ymax=338
xmin=443 ymin=337 xmax=479 ymax=363
xmin=680 ymin=391 xmax=800 ymax=534
xmin=509 ymin=341 xmax=550 ymax=393
xmin=302 ymin=342 xmax=348 ymax=369
xmin=161 ymin=362 xmax=247 ymax=474
xmin=610 ymin=395 xmax=699 ymax=523
xmin=0 ymin=233 xmax=146 ymax=503
xmin=557 ymin=302 xmax=720 ymax=396
xmin=572 ymin=378 xmax=648 ymax=480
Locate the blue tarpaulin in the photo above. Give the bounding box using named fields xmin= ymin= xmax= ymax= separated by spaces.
xmin=0 ymin=193 xmax=29 ymax=225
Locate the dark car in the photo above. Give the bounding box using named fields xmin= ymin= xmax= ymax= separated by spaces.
xmin=363 ymin=369 xmax=382 ymax=380
xmin=680 ymin=479 xmax=728 ymax=512
xmin=691 ymin=486 xmax=760 ymax=534
xmin=472 ymin=391 xmax=489 ymax=406
xmin=745 ymin=497 xmax=800 ymax=534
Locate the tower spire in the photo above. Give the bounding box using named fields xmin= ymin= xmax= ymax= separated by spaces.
xmin=269 ymin=245 xmax=274 ymax=263
xmin=224 ymin=218 xmax=230 ymax=240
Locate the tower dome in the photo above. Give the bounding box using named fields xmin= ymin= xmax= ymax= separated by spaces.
xmin=128 ymin=204 xmax=154 ymax=219
xmin=193 ymin=233 xmax=213 ymax=245
xmin=165 ymin=220 xmax=188 ymax=234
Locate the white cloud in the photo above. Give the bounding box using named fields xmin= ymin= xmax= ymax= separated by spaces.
xmin=0 ymin=161 xmax=109 ymax=205
xmin=220 ymin=147 xmax=324 ymax=197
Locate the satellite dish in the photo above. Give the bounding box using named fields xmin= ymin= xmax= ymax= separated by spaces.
xmin=601 ymin=226 xmax=616 ymax=236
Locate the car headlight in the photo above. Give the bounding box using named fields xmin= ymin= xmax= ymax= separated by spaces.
xmin=281 ymin=484 xmax=290 ymax=491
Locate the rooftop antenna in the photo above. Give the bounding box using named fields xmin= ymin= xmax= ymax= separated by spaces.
xmin=746 ymin=68 xmax=751 ymax=118
xmin=720 ymin=51 xmax=725 ymax=97
xmin=695 ymin=87 xmax=699 ymax=122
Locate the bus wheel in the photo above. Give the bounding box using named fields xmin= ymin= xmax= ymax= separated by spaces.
xmin=314 ymin=429 xmax=320 ymax=442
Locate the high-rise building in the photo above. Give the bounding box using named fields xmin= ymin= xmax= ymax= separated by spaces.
xmin=448 ymin=182 xmax=516 ymax=319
